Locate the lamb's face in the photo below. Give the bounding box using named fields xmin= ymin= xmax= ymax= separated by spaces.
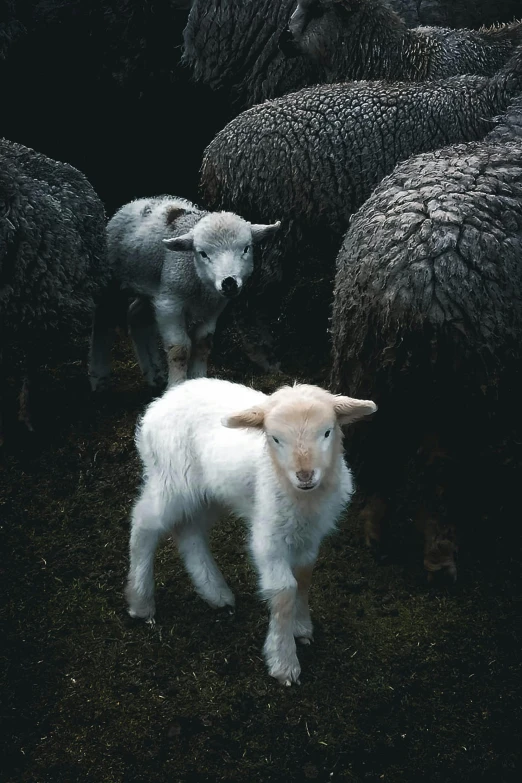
xmin=223 ymin=383 xmax=377 ymax=494
xmin=164 ymin=212 xmax=280 ymax=300
xmin=191 ymin=213 xmax=255 ymax=299
xmin=264 ymin=396 xmax=341 ymax=492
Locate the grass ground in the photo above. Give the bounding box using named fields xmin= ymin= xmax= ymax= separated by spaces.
xmin=1 ymin=336 xmax=521 ymax=783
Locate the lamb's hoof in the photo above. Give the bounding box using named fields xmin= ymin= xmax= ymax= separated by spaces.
xmin=126 ymin=588 xmax=156 ymax=621
xmin=268 ymin=656 xmax=301 ymax=686
xmin=205 ymin=587 xmax=236 ymax=610
xmin=297 ymin=636 xmax=312 ymax=646
xmin=128 ymin=606 xmax=156 ymax=621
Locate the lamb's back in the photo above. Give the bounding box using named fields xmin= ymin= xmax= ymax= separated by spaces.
xmin=107 ymin=196 xmax=205 ymax=295
xmin=138 ymin=379 xmax=268 ymax=512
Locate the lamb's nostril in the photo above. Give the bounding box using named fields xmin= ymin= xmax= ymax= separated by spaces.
xmin=296 ymin=470 xmax=314 ymax=484
xmin=221 ymin=276 xmax=239 ymax=296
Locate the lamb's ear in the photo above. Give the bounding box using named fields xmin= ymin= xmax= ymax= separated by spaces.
xmin=163 ymin=232 xmax=194 ymax=251
xmin=222 ymin=407 xmax=266 ymax=429
xmin=334 ymin=396 xmax=377 ymax=426
xmin=250 ymin=221 xmax=281 ymax=243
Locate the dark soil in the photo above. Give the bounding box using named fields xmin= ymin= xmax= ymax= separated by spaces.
xmin=1 ymin=337 xmax=521 ymax=783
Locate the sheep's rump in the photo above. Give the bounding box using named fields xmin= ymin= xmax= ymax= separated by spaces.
xmin=0 ymin=137 xmax=107 ymax=335
xmin=330 ymin=140 xmax=522 ymax=431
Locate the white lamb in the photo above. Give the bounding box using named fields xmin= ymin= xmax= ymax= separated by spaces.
xmin=125 ymin=377 xmax=377 ymax=685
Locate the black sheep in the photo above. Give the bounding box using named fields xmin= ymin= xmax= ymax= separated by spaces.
xmin=0 ymin=138 xmax=107 ymax=442
xmin=200 ymin=45 xmax=522 ymax=365
xmin=287 ymin=0 xmax=522 ymax=84
xmin=182 ymin=0 xmax=522 ymax=111
xmin=330 ymin=96 xmax=522 ymax=581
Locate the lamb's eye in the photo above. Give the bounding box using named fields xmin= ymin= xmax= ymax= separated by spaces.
xmin=243 ymin=245 xmax=250 ymax=254
xmin=200 ymin=250 xmax=209 ymax=259
xmin=272 ymin=436 xmax=280 ymax=444
xmin=324 ymin=429 xmax=331 ymax=439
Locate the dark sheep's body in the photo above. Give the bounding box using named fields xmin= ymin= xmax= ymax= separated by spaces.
xmin=288 ymin=0 xmax=522 ymax=85
xmin=330 ymin=98 xmax=522 ymax=581
xmin=388 ymin=0 xmax=521 ymax=28
xmin=201 ymin=46 xmax=522 ymax=363
xmin=183 ymin=0 xmax=522 ymax=110
xmin=0 ymin=137 xmax=107 ymax=440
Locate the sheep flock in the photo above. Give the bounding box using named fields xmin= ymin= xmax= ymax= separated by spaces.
xmin=2 ymin=0 xmax=522 ymax=779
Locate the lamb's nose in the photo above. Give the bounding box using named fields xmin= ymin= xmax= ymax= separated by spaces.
xmin=296 ymin=470 xmax=314 ymax=484
xmin=221 ymin=276 xmax=239 ymax=297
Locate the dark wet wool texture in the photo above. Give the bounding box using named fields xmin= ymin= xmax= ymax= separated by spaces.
xmin=389 ymin=0 xmax=521 ymax=28
xmin=182 ymin=0 xmax=522 ymax=111
xmin=330 ymin=96 xmax=522 ymax=530
xmin=201 ymin=45 xmax=522 ymax=293
xmin=291 ymin=0 xmax=522 ymax=85
xmin=0 ymin=137 xmax=107 ymax=432
xmin=0 ymin=138 xmax=107 ymax=333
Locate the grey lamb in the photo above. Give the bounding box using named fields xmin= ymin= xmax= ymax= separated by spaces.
xmin=0 ymin=136 xmax=107 ymax=443
xmin=180 ymin=0 xmax=522 ymax=112
xmin=89 ymin=197 xmax=280 ymax=391
xmin=287 ymin=0 xmax=522 ymax=83
xmin=330 ymin=94 xmax=522 ymax=583
xmin=201 ymin=44 xmax=522 ymax=362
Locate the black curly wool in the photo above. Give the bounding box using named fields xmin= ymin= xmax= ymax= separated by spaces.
xmin=182 ymin=0 xmax=321 ymax=107
xmin=182 ymin=0 xmax=522 ymax=110
xmin=289 ymin=0 xmax=522 ymax=84
xmin=0 ymin=138 xmax=107 ymax=434
xmin=201 ymin=44 xmax=522 ymax=291
xmin=329 ymin=95 xmax=522 ymax=553
xmin=0 ymin=138 xmax=107 ymax=333
xmin=385 ymin=0 xmax=520 ymax=28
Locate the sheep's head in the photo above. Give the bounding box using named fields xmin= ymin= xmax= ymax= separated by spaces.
xmin=287 ymin=1 xmax=363 ymax=64
xmin=286 ymin=0 xmax=401 ymax=77
xmin=223 ymin=383 xmax=377 ymax=492
xmin=163 ymin=212 xmax=280 ymax=299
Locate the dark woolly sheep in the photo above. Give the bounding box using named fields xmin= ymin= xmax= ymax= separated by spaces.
xmin=287 ymin=0 xmax=522 ymax=83
xmin=181 ymin=0 xmax=522 ymax=111
xmin=384 ymin=1 xmax=520 ymax=28
xmin=330 ymin=95 xmax=522 ymax=582
xmin=200 ymin=45 xmax=522 ymax=365
xmin=0 ymin=138 xmax=107 ymax=442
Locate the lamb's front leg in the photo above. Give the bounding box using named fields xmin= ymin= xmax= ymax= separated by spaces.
xmin=256 ymin=558 xmax=300 ymax=686
xmin=187 ymin=319 xmax=217 ymax=380
xmin=154 ymin=296 xmax=191 ymax=387
xmin=293 ymin=562 xmax=315 ymax=645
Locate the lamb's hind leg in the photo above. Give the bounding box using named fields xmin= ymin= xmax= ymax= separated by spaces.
xmin=125 ymin=482 xmax=181 ymax=621
xmin=174 ymin=506 xmax=235 ymax=609
xmin=187 ymin=320 xmax=217 ymax=380
xmin=128 ymin=297 xmax=166 ymax=388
